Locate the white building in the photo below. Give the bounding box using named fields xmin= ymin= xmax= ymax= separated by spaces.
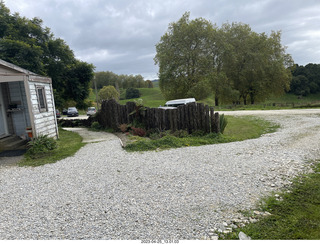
xmin=0 ymin=59 xmax=58 ymax=142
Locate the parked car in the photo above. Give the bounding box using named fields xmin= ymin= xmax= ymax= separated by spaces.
xmin=62 ymin=108 xmax=68 ymax=115
xmin=67 ymin=107 xmax=79 ymax=117
xmin=56 ymin=109 xmax=61 ymax=118
xmin=86 ymin=107 xmax=96 ymax=116
xmin=159 ymin=98 xmax=196 ymax=109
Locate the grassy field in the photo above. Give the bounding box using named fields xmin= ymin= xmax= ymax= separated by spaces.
xmin=90 ymin=86 xmax=320 ymax=110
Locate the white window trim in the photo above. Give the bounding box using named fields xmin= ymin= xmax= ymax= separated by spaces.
xmin=36 ymin=85 xmax=48 ymax=112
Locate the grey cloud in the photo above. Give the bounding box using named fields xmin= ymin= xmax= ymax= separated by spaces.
xmin=4 ymin=0 xmax=320 ymax=79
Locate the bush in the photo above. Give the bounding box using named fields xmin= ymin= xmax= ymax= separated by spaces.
xmin=119 ymin=124 xmax=129 ymax=132
xmin=25 ymin=135 xmax=57 ymax=159
xmin=219 ymin=114 xmax=228 ymax=134
xmin=126 ymin=88 xmax=140 ymax=99
xmin=131 ymin=127 xmax=146 ymax=137
xmin=91 ymin=121 xmax=102 ymax=131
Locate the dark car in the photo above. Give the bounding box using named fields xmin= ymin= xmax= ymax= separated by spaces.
xmin=62 ymin=108 xmax=68 ymax=115
xmin=67 ymin=107 xmax=79 ymax=117
xmin=56 ymin=109 xmax=61 ymax=118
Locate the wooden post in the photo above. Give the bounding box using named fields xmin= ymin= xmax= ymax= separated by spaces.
xmin=210 ymin=107 xmax=214 ymax=133
xmin=214 ymin=112 xmax=220 ymax=133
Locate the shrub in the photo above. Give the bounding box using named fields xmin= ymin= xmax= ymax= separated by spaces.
xmin=219 ymin=114 xmax=228 ymax=134
xmin=119 ymin=124 xmax=129 ymax=132
xmin=91 ymin=121 xmax=102 ymax=131
xmin=126 ymin=87 xmax=140 ymax=99
xmin=25 ymin=135 xmax=57 ymax=159
xmin=172 ymin=129 xmax=189 ymax=138
xmin=131 ymin=127 xmax=146 ymax=137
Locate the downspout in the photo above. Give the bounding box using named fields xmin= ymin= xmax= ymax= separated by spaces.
xmin=23 ymin=75 xmax=37 ymax=139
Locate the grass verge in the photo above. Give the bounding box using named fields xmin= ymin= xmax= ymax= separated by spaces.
xmin=19 ymin=128 xmax=85 ymax=167
xmin=222 ymin=160 xmax=320 ymax=240
xmin=125 ymin=116 xmax=279 ymax=152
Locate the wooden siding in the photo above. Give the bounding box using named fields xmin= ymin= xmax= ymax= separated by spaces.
xmin=29 ymin=81 xmax=57 ymax=138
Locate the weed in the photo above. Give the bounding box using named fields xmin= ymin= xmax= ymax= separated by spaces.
xmin=219 ymin=114 xmax=228 ymax=134
xmin=25 ymin=135 xmax=57 ymax=159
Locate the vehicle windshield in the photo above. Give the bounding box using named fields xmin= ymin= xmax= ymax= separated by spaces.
xmin=88 ymin=107 xmax=95 ymax=111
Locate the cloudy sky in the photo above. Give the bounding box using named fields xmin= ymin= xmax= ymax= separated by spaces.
xmin=4 ymin=0 xmax=320 ymax=80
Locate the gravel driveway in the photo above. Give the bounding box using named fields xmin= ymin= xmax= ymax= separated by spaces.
xmin=0 ymin=109 xmax=320 ymax=240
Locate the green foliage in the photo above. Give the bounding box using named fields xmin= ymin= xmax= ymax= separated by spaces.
xmin=20 ymin=128 xmax=84 ymax=167
xmin=125 ymin=116 xmax=279 ymax=152
xmin=290 ymin=63 xmax=320 ymax=96
xmin=0 ymin=2 xmax=94 ymax=109
xmin=25 ymin=135 xmax=57 ymax=159
xmin=91 ymin=121 xmax=102 ymax=131
xmin=125 ymin=87 xmax=140 ymax=99
xmin=219 ymin=114 xmax=228 ymax=134
xmin=98 ymin=85 xmax=120 ymax=101
xmin=155 ymin=12 xmax=293 ymax=104
xmin=91 ymin=71 xmax=147 ymax=90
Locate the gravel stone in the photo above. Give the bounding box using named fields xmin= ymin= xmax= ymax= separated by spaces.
xmin=0 ymin=109 xmax=320 ymax=239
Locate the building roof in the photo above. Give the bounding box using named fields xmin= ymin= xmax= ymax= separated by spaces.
xmin=0 ymin=59 xmax=51 ymax=84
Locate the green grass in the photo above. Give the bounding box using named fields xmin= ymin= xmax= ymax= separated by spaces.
xmin=19 ymin=128 xmax=85 ymax=167
xmin=119 ymin=87 xmax=165 ymax=108
xmin=125 ymin=115 xmax=279 ymax=152
xmin=222 ymin=160 xmax=320 ymax=240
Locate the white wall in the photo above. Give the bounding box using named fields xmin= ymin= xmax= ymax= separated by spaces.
xmin=29 ymin=81 xmax=57 ymax=138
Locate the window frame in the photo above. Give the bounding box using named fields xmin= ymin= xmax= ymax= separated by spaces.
xmin=36 ymin=85 xmax=48 ymax=112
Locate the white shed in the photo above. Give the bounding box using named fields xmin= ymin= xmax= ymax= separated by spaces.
xmin=0 ymin=59 xmax=58 ymax=141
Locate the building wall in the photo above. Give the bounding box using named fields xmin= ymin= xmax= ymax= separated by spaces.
xmin=29 ymin=81 xmax=58 ymax=138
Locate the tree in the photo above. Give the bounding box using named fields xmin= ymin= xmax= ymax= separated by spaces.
xmin=0 ymin=2 xmax=94 ymax=108
xmin=146 ymin=80 xmax=153 ymax=88
xmin=155 ymin=13 xmax=293 ymax=105
xmin=98 ymin=86 xmax=120 ymax=101
xmin=221 ymin=23 xmax=293 ymax=104
xmin=154 ymin=12 xmax=216 ymax=100
xmin=125 ymin=87 xmax=140 ymax=99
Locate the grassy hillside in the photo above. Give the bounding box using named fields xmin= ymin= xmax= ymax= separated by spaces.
xmin=89 ymin=87 xmax=320 ymax=109
xmin=119 ymin=87 xmax=166 ymax=107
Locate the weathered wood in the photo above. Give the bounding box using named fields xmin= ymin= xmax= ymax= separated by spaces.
xmin=213 ymin=112 xmax=220 ymax=133
xmin=98 ymin=99 xmax=220 ymax=134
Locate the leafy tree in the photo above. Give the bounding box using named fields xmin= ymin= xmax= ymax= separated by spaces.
xmin=154 ymin=12 xmax=216 ymax=100
xmin=125 ymin=87 xmax=140 ymax=99
xmin=221 ymin=23 xmax=293 ymax=104
xmin=98 ymin=85 xmax=120 ymax=101
xmin=91 ymin=71 xmax=147 ymax=90
xmin=155 ymin=12 xmax=293 ymax=105
xmin=146 ymin=80 xmax=153 ymax=88
xmin=0 ymin=2 xmax=94 ymax=108
xmin=290 ymin=63 xmax=320 ymax=95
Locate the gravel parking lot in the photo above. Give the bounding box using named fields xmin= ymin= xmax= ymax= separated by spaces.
xmin=0 ymin=109 xmax=319 ymax=240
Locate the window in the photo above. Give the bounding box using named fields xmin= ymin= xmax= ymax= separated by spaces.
xmin=36 ymin=86 xmax=47 ymax=112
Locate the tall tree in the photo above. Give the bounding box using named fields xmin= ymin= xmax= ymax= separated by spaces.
xmin=155 ymin=13 xmax=293 ymax=104
xmin=0 ymin=2 xmax=94 ymax=108
xmin=154 ymin=12 xmax=216 ymax=100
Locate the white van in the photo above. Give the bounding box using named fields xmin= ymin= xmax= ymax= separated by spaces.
xmin=159 ymin=98 xmax=196 ymax=109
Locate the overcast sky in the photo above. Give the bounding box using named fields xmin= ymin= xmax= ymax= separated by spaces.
xmin=4 ymin=0 xmax=320 ymax=80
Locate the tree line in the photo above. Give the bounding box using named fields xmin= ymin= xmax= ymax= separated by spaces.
xmin=290 ymin=63 xmax=320 ymax=97
xmin=91 ymin=71 xmax=153 ymax=90
xmin=0 ymin=2 xmax=94 ymax=109
xmin=155 ymin=12 xmax=294 ymax=105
